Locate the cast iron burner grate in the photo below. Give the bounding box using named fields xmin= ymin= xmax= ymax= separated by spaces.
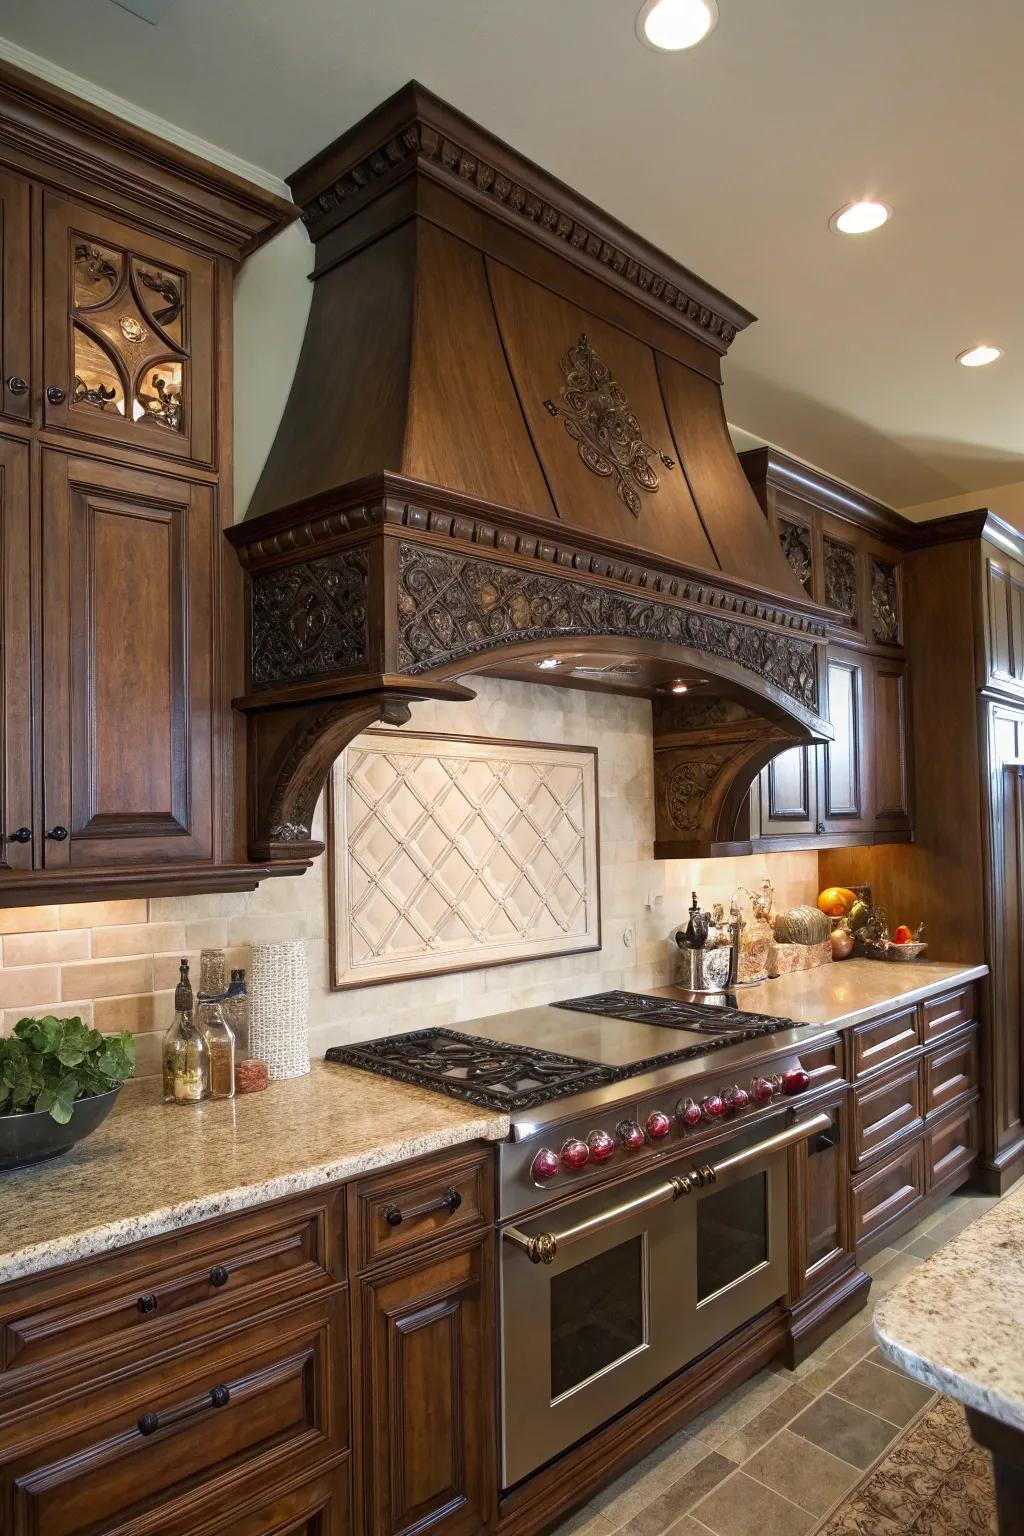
xmin=553 ymin=990 xmax=794 ymax=1037
xmin=325 ymin=1030 xmax=618 ymax=1111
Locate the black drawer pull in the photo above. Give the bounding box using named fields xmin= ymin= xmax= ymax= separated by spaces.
xmin=380 ymin=1186 xmax=462 ymax=1228
xmin=46 ymin=825 xmax=69 ymax=841
xmin=46 ymin=385 xmax=66 ymax=405
xmin=137 ymin=1292 xmax=158 ymax=1315
xmin=6 ymin=827 xmax=31 ymax=844
xmin=209 ymin=1264 xmax=229 ymax=1288
xmin=6 ymin=375 xmax=28 ymax=396
xmin=137 ymin=1383 xmax=231 ymax=1437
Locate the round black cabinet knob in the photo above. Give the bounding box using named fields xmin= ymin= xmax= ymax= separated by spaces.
xmin=209 ymin=1264 xmax=229 ymax=1288
xmin=46 ymin=385 xmax=66 ymax=405
xmin=7 ymin=827 xmax=31 ymax=844
xmin=815 ymin=822 xmax=827 ymax=835
xmin=6 ymin=376 xmax=28 ymax=396
xmin=46 ymin=825 xmax=69 ymax=841
xmin=210 ymin=1384 xmax=231 ymax=1409
xmin=137 ymin=1411 xmax=160 ymax=1437
xmin=137 ymin=1292 xmax=158 ymax=1315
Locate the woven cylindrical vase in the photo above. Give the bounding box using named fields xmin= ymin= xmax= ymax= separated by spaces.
xmin=248 ymin=941 xmax=310 ymax=1080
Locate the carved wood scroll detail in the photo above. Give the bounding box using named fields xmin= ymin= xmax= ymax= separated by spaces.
xmin=250 ymin=548 xmax=369 ymax=687
xmin=823 ymin=536 xmax=858 ymax=626
xmin=543 ymin=333 xmax=674 ymax=516
xmin=871 ymin=557 xmax=900 ymax=644
xmin=663 ymin=749 xmax=737 ymax=833
xmin=396 ymin=544 xmax=819 ymax=711
xmin=778 ymin=519 xmax=812 ymax=593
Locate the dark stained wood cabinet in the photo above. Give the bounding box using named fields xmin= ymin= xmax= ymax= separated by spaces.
xmin=741 ymin=449 xmax=914 ymax=851
xmin=0 ymin=435 xmax=31 ymax=875
xmin=0 ymin=61 xmax=295 ymax=903
xmin=0 ymin=168 xmax=30 ymax=424
xmin=40 ymin=452 xmax=216 ymax=869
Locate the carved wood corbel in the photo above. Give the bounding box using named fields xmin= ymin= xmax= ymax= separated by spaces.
xmin=242 ymin=682 xmax=475 ymax=863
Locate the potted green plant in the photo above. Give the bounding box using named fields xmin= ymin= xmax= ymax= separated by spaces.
xmin=0 ymin=1015 xmax=135 ymax=1170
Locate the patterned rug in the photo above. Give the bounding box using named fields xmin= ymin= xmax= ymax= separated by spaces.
xmin=812 ymin=1393 xmax=997 ymax=1535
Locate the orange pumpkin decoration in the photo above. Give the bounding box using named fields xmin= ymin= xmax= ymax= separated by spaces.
xmin=817 ymin=886 xmax=858 ymax=918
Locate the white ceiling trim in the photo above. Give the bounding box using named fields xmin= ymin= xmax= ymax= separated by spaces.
xmin=0 ymin=33 xmax=290 ymax=198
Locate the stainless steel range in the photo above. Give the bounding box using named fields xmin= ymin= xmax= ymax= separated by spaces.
xmin=327 ymin=988 xmax=833 ymax=1489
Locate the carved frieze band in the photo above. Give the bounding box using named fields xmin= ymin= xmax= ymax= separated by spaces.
xmin=234 ymin=497 xmax=827 ymax=638
xmin=299 ymin=119 xmax=741 ymax=350
xmin=250 ymin=547 xmax=369 ymax=687
xmin=396 ymin=544 xmax=819 ymax=711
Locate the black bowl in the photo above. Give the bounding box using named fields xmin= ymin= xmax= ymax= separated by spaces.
xmin=0 ymin=1086 xmax=122 ymax=1171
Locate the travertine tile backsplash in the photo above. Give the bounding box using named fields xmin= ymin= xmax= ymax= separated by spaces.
xmin=0 ymin=678 xmax=820 ymax=1075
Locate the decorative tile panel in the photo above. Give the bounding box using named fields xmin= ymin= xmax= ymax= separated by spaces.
xmin=329 ymin=732 xmax=600 ymax=987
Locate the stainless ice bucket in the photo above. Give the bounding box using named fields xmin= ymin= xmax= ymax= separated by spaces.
xmin=674 ymin=943 xmax=734 ymax=993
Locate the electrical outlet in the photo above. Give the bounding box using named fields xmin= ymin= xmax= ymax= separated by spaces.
xmin=623 ymin=922 xmax=636 ymax=950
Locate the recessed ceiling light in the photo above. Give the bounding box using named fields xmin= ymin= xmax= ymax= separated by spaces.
xmin=538 ymin=657 xmax=560 ymax=670
xmin=671 ymin=681 xmax=689 ymax=694
xmin=957 ymin=344 xmax=1002 ymax=368
xmin=636 ymin=0 xmax=718 ymax=52
xmin=829 ymin=200 xmax=891 ymax=236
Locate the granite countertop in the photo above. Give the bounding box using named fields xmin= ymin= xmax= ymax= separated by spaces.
xmin=0 ymin=1063 xmax=508 ymax=1287
xmin=874 ymin=1183 xmax=1024 ymax=1429
xmin=667 ymin=958 xmax=988 ymax=1031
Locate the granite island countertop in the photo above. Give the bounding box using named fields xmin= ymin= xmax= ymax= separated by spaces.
xmin=874 ymin=1183 xmax=1024 ymax=1429
xmin=0 ymin=1062 xmax=509 ymax=1287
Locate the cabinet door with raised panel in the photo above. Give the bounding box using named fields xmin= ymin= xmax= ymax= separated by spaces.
xmin=819 ymin=650 xmax=871 ymax=834
xmin=0 ymin=437 xmax=32 ymax=879
xmin=42 ymin=195 xmax=215 ymax=465
xmin=0 ymin=170 xmax=31 ymax=424
xmin=40 ymin=452 xmax=214 ymax=869
xmin=752 ymin=744 xmax=819 ymax=842
xmin=360 ymin=1235 xmax=493 ymax=1536
xmin=870 ymin=657 xmax=912 ymax=836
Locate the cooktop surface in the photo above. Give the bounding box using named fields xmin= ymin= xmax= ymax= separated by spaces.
xmin=325 ymin=992 xmax=798 ymax=1110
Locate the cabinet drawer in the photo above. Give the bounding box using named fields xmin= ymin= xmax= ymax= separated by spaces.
xmin=852 ymin=1141 xmax=924 ymax=1249
xmin=0 ymin=1187 xmax=344 ymax=1391
xmin=926 ymin=1100 xmax=980 ymax=1192
xmin=146 ymin=1462 xmax=351 ymax=1536
xmin=852 ymin=1062 xmax=923 ymax=1169
xmin=851 ymin=1006 xmax=919 ymax=1079
xmin=921 ymin=986 xmax=978 ymax=1044
xmin=925 ymin=1027 xmax=979 ymax=1117
xmin=0 ymin=1296 xmax=346 ymax=1536
xmin=354 ymin=1146 xmax=491 ymax=1272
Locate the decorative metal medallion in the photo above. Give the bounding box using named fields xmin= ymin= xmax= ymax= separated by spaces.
xmin=823 ymin=536 xmax=859 ymax=625
xmin=119 ymin=315 xmax=147 ymax=343
xmin=871 ymin=558 xmax=900 ymax=644
xmin=778 ymin=519 xmax=812 ymax=593
xmin=543 ymin=333 xmax=674 ymax=516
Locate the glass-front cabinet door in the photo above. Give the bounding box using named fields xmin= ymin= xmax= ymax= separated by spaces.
xmin=42 ymin=195 xmax=214 ymax=465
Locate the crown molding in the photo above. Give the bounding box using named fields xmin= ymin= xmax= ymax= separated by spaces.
xmin=0 ymin=33 xmax=290 ymax=198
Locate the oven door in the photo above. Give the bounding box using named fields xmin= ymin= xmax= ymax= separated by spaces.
xmin=500 ymin=1110 xmax=825 ymax=1488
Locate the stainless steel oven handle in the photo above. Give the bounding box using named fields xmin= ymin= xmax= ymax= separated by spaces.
xmin=503 ymin=1111 xmax=831 ymax=1264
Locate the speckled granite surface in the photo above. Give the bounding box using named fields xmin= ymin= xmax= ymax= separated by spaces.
xmin=875 ymin=1183 xmax=1024 ymax=1429
xmin=0 ymin=1063 xmax=508 ymax=1286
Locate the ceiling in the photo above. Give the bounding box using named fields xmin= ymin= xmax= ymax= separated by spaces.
xmin=4 ymin=0 xmax=1023 ymax=510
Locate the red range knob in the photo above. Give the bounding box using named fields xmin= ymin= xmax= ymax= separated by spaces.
xmin=725 ymin=1084 xmax=750 ymax=1113
xmin=750 ymin=1076 xmax=775 ymax=1103
xmin=782 ymin=1067 xmax=811 ymax=1096
xmin=702 ymin=1093 xmax=725 ymax=1119
xmin=531 ymin=1148 xmax=560 ymax=1182
xmin=560 ymin=1137 xmax=590 ymax=1169
xmin=616 ymin=1119 xmax=646 ymax=1151
xmin=645 ymin=1110 xmax=673 ymax=1139
xmin=677 ymin=1097 xmax=703 ymax=1130
xmin=587 ymin=1129 xmax=616 ymax=1163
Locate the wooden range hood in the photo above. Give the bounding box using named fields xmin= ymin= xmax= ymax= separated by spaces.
xmin=230 ymin=83 xmax=838 ymax=868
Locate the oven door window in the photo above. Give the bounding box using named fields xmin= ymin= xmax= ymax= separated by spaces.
xmin=696 ymin=1171 xmax=769 ymax=1303
xmin=549 ymin=1234 xmax=647 ymax=1400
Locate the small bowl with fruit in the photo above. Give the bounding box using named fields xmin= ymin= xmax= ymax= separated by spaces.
xmin=820 ymin=893 xmax=928 ymax=963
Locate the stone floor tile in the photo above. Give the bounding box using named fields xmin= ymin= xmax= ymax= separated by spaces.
xmin=901 ymin=1234 xmax=942 ymax=1259
xmin=589 ymin=1438 xmax=705 ymax=1525
xmin=740 ymin=1428 xmax=861 ymax=1515
xmin=870 ymin=1251 xmax=923 ymax=1295
xmin=616 ymin=1454 xmax=736 ymax=1535
xmin=831 ymin=1358 xmax=935 ymax=1426
xmin=686 ymin=1373 xmax=789 ymax=1449
xmin=692 ymin=1469 xmax=815 ymax=1536
xmin=552 ymin=1508 xmax=619 ymax=1536
xmin=716 ymin=1384 xmax=815 ymax=1464
xmin=789 ymin=1391 xmax=901 ymax=1469
xmin=862 ymin=1244 xmax=902 ymax=1276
